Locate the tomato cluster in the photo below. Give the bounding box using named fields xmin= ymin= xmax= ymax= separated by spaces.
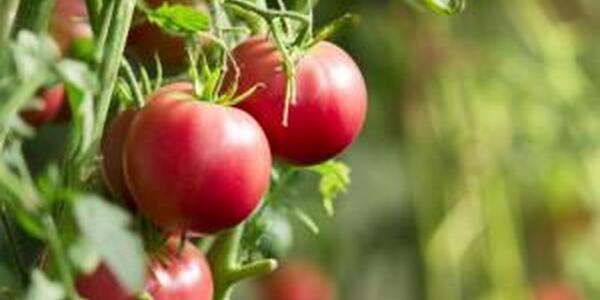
xmin=31 ymin=0 xmax=366 ymax=298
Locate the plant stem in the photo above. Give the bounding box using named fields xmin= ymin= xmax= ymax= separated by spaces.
xmin=0 ymin=206 xmax=27 ymax=286
xmin=0 ymin=0 xmax=21 ymax=43
xmin=91 ymin=0 xmax=135 ymax=145
xmin=225 ymin=0 xmax=310 ymax=25
xmin=209 ymin=224 xmax=277 ymax=300
xmin=43 ymin=215 xmax=79 ymax=300
xmin=121 ymin=59 xmax=145 ymax=108
xmin=85 ymin=0 xmax=103 ymax=34
xmin=13 ymin=0 xmax=56 ymax=34
xmin=94 ymin=0 xmax=117 ymax=63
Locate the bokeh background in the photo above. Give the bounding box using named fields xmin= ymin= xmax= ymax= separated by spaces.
xmin=274 ymin=0 xmax=600 ymax=299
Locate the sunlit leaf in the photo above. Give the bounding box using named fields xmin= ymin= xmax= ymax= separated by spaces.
xmin=307 ymin=160 xmax=351 ymax=216
xmin=74 ymin=195 xmax=145 ymax=293
xmin=148 ymin=4 xmax=211 ymax=35
xmin=25 ymin=270 xmax=65 ymax=300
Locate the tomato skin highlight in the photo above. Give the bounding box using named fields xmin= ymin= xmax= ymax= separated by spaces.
xmin=123 ymin=88 xmax=272 ymax=234
xmin=261 ymin=260 xmax=337 ymax=300
xmin=101 ymin=108 xmax=138 ymax=210
xmin=76 ymin=241 xmax=213 ymax=300
xmin=21 ymin=84 xmax=66 ymax=127
xmin=224 ymin=36 xmax=368 ymax=166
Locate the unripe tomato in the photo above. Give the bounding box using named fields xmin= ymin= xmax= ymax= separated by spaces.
xmin=101 ymin=108 xmax=138 ymax=210
xmin=123 ymin=85 xmax=272 ymax=234
xmin=21 ymin=84 xmax=66 ymax=127
xmin=223 ymin=36 xmax=368 ymax=166
xmin=51 ymin=0 xmax=92 ymax=54
xmin=76 ymin=240 xmax=213 ymax=300
xmin=261 ymin=260 xmax=337 ymax=300
xmin=127 ymin=0 xmax=204 ymax=73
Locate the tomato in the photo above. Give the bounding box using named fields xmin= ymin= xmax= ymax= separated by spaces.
xmin=51 ymin=0 xmax=92 ymax=54
xmin=123 ymin=83 xmax=272 ymax=234
xmin=223 ymin=36 xmax=368 ymax=166
xmin=101 ymin=108 xmax=138 ymax=210
xmin=21 ymin=84 xmax=66 ymax=127
xmin=261 ymin=260 xmax=337 ymax=300
xmin=76 ymin=240 xmax=213 ymax=300
xmin=127 ymin=0 xmax=204 ymax=73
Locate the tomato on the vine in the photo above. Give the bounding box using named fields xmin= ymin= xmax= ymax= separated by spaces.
xmin=21 ymin=84 xmax=66 ymax=127
xmin=101 ymin=108 xmax=138 ymax=210
xmin=223 ymin=36 xmax=368 ymax=166
xmin=261 ymin=260 xmax=337 ymax=300
xmin=76 ymin=240 xmax=213 ymax=300
xmin=123 ymin=83 xmax=272 ymax=234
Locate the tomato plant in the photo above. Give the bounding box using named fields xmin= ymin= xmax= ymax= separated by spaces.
xmin=123 ymin=85 xmax=272 ymax=234
xmin=0 ymin=0 xmax=462 ymax=298
xmin=224 ymin=36 xmax=367 ymax=166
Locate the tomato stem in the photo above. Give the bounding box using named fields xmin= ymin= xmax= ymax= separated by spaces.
xmin=91 ymin=0 xmax=135 ymax=150
xmin=209 ymin=223 xmax=278 ymax=300
xmin=121 ymin=59 xmax=146 ymax=108
xmin=13 ymin=0 xmax=56 ymax=34
xmin=85 ymin=0 xmax=103 ymax=33
xmin=43 ymin=215 xmax=80 ymax=300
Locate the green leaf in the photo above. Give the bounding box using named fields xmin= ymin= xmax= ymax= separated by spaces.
xmin=309 ymin=13 xmax=359 ymax=48
xmin=148 ymin=4 xmax=211 ymax=35
xmin=11 ymin=31 xmax=58 ymax=80
xmin=25 ymin=270 xmax=65 ymax=300
xmin=307 ymin=160 xmax=351 ymax=216
xmin=74 ymin=195 xmax=145 ymax=293
xmin=68 ymin=238 xmax=100 ymax=274
xmin=56 ymin=59 xmax=97 ymax=160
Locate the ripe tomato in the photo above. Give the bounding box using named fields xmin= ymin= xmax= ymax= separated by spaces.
xmin=127 ymin=0 xmax=204 ymax=73
xmin=76 ymin=240 xmax=213 ymax=300
xmin=223 ymin=36 xmax=368 ymax=166
xmin=101 ymin=108 xmax=138 ymax=210
xmin=123 ymin=84 xmax=272 ymax=234
xmin=21 ymin=84 xmax=66 ymax=127
xmin=261 ymin=260 xmax=337 ymax=300
xmin=51 ymin=0 xmax=92 ymax=54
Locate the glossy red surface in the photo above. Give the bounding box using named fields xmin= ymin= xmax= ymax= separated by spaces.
xmin=123 ymin=86 xmax=271 ymax=234
xmin=101 ymin=108 xmax=138 ymax=210
xmin=224 ymin=36 xmax=368 ymax=166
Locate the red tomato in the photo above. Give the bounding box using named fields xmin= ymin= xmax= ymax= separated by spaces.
xmin=123 ymin=84 xmax=272 ymax=234
xmin=223 ymin=36 xmax=368 ymax=166
xmin=21 ymin=84 xmax=66 ymax=127
xmin=127 ymin=0 xmax=203 ymax=73
xmin=261 ymin=260 xmax=337 ymax=300
xmin=51 ymin=0 xmax=92 ymax=54
xmin=101 ymin=108 xmax=138 ymax=210
xmin=76 ymin=240 xmax=213 ymax=300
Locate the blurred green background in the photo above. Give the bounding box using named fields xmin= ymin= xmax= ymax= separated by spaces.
xmin=281 ymin=0 xmax=600 ymax=299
